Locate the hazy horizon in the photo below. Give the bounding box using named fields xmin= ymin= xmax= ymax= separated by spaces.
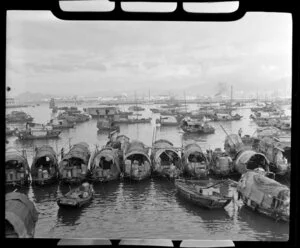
xmin=6 ymin=5 xmax=292 ymax=98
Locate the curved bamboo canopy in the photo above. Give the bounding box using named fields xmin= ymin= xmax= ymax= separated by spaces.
xmin=5 ymin=147 xmax=29 ymax=170
xmin=32 ymin=145 xmax=57 ymax=169
xmin=124 ymin=140 xmax=150 ymax=162
xmin=152 ymin=139 xmax=180 ymax=162
xmin=234 ymin=150 xmax=269 ymax=174
xmin=182 ymin=143 xmax=204 ymax=158
xmin=89 ymin=147 xmax=120 ymax=172
xmin=62 ymin=142 xmax=90 ymax=164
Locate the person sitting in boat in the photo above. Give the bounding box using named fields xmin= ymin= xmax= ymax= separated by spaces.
xmin=78 ymin=182 xmax=90 ymax=198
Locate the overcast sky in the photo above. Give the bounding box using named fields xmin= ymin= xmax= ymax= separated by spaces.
xmin=6 ymin=3 xmax=292 ymax=97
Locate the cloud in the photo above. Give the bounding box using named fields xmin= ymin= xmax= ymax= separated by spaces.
xmin=6 ymin=10 xmax=292 ymax=96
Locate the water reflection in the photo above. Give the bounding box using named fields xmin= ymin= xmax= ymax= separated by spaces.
xmin=122 ymin=178 xmax=152 ymax=207
xmin=93 ymin=181 xmax=120 ymax=204
xmin=238 ymin=205 xmax=289 ymax=240
xmin=31 ymin=184 xmax=59 ymax=203
xmin=5 ymin=185 xmax=30 ymax=195
xmin=57 ymin=206 xmax=84 ymax=226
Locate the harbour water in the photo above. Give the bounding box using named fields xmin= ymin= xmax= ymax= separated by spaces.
xmin=5 ymin=103 xmax=290 ymax=241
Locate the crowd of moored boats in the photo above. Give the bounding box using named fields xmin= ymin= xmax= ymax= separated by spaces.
xmin=5 ymin=100 xmax=291 ymax=238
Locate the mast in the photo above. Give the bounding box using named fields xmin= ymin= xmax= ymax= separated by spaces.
xmin=256 ymin=90 xmax=258 ymax=105
xmin=230 ymin=85 xmax=233 ymax=107
xmin=184 ymin=91 xmax=187 ymax=114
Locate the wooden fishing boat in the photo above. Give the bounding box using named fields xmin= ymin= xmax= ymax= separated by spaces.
xmin=207 ymin=148 xmax=234 ymax=176
xmin=180 ymin=117 xmax=215 ymax=134
xmin=175 ymin=179 xmax=232 ymax=209
xmin=128 ymin=106 xmax=145 ymax=111
xmin=211 ymin=113 xmax=242 ymax=121
xmin=31 ymin=145 xmax=59 ymax=186
xmin=48 ymin=119 xmax=75 ymax=129
xmin=58 ymin=111 xmax=90 ymax=123
xmin=237 ymin=170 xmax=290 ymax=222
xmin=97 ymin=118 xmax=120 ymax=132
xmin=106 ymin=134 xmax=130 ymax=169
xmin=158 ymin=115 xmax=179 ymax=126
xmin=182 ymin=143 xmax=209 ymax=178
xmin=123 ymin=140 xmax=151 ymax=181
xmin=151 ymin=139 xmax=182 ymax=179
xmin=150 ymin=108 xmax=160 ymax=113
xmin=15 ymin=123 xmax=61 ymax=140
xmin=113 ymin=116 xmax=152 ymax=124
xmin=57 ymin=182 xmax=94 ymax=208
xmin=58 ymin=142 xmax=90 ymax=184
xmin=255 ymin=136 xmax=290 ymax=177
xmin=6 ymin=147 xmax=30 ymax=187
xmin=87 ymin=147 xmax=121 ymax=182
xmin=16 ymin=129 xmax=61 ymax=140
xmin=234 ymin=149 xmax=270 ymax=175
xmin=6 ymin=111 xmax=34 ymax=123
xmin=5 ymin=192 xmax=39 ymax=238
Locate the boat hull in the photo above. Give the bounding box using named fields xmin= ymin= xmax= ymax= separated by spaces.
xmin=114 ymin=119 xmax=151 ymax=124
xmin=175 ymin=180 xmax=232 ymax=209
xmin=160 ymin=122 xmax=178 ymax=126
xmin=240 ymin=194 xmax=289 ymax=222
xmin=31 ymin=176 xmax=58 ymax=186
xmin=57 ymin=194 xmax=93 ymax=208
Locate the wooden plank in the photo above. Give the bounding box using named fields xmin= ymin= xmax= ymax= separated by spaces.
xmin=119 ymin=239 xmax=174 ymax=247
xmin=57 ymin=238 xmax=112 ymax=246
xmin=180 ymin=240 xmax=234 ymax=248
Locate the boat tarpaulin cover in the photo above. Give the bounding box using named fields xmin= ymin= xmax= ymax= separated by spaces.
xmin=238 ymin=171 xmax=289 ymax=206
xmin=256 ymin=126 xmax=281 ymax=137
xmin=5 ymin=192 xmax=39 ymax=238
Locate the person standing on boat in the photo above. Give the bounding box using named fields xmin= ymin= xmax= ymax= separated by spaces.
xmin=238 ymin=128 xmax=243 ymax=137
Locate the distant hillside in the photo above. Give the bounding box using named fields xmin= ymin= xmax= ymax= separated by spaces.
xmin=15 ymin=92 xmax=56 ymax=102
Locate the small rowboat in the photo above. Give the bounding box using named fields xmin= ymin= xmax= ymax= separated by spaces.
xmin=175 ymin=179 xmax=232 ymax=209
xmin=57 ymin=183 xmax=94 ymax=208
